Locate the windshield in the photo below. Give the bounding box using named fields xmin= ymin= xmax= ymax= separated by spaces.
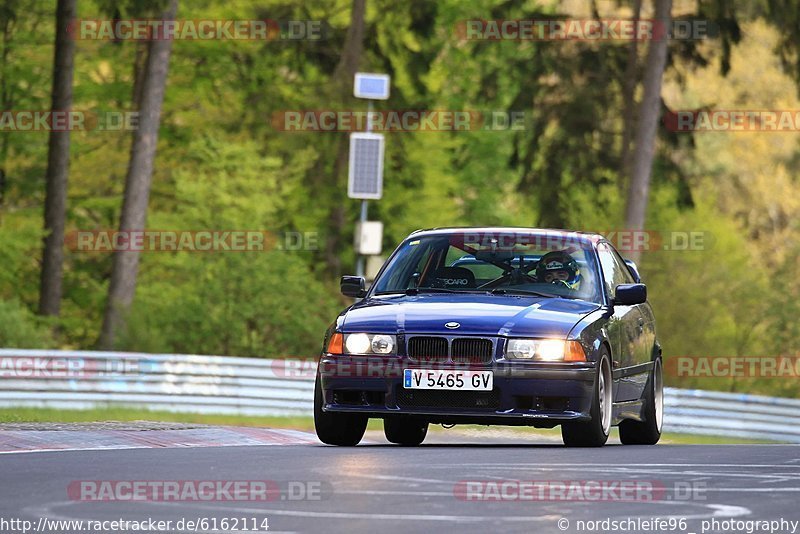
xmin=371 ymin=232 xmax=602 ymax=303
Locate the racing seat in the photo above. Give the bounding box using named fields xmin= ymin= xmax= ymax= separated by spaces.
xmin=427 ymin=267 xmax=476 ymax=289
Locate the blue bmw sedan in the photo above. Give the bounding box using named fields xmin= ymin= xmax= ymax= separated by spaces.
xmin=314 ymin=228 xmax=663 ymax=447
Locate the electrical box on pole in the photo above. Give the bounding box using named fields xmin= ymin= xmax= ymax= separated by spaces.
xmin=354 ymin=221 xmax=383 ymax=255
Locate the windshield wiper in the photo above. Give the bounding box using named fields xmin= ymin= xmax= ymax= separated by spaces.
xmin=488 ymin=288 xmax=564 ymax=298
xmin=407 ymin=287 xmax=461 ymax=294
xmin=374 ymin=287 xmax=460 ymax=296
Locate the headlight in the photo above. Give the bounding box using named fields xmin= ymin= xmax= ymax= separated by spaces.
xmin=345 ymin=333 xmax=371 ymax=354
xmin=343 ymin=333 xmax=397 ymax=355
xmin=505 ymin=339 xmax=586 ymax=362
xmin=537 ymin=340 xmax=566 ymax=361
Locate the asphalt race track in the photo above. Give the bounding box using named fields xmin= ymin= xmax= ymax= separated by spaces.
xmin=1 ymin=427 xmax=799 ymax=534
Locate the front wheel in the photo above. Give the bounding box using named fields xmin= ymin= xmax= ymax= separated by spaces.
xmin=619 ymin=358 xmax=663 ymax=445
xmin=314 ymin=374 xmax=367 ymax=446
xmin=561 ymin=351 xmax=612 ymax=447
xmin=384 ymin=417 xmax=428 ymax=446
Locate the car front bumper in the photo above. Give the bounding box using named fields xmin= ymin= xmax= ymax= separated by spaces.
xmin=318 ymin=355 xmax=597 ymax=426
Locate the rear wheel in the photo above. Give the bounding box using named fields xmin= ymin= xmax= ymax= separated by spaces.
xmin=619 ymin=358 xmax=663 ymax=445
xmin=314 ymin=374 xmax=367 ymax=446
xmin=384 ymin=417 xmax=428 ymax=446
xmin=561 ymin=350 xmax=612 ymax=447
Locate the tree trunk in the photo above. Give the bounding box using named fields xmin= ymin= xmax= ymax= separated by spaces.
xmin=97 ymin=0 xmax=178 ymax=349
xmin=131 ymin=41 xmax=148 ymax=110
xmin=333 ymin=0 xmax=366 ymax=92
xmin=323 ymin=0 xmax=366 ymax=276
xmin=619 ymin=0 xmax=642 ymax=186
xmin=624 ymin=0 xmax=671 ymax=263
xmin=38 ymin=0 xmax=77 ymax=317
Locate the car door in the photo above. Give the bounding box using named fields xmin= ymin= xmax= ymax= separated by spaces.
xmin=636 ymin=296 xmax=658 ymax=368
xmin=610 ymin=247 xmax=655 ymax=373
xmin=596 ymin=242 xmax=645 ymax=402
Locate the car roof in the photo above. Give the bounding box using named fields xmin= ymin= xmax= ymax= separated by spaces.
xmin=407 ymin=227 xmax=604 ymax=244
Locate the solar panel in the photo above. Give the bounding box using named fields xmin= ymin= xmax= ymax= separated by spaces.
xmin=348 ymin=133 xmax=385 ymax=199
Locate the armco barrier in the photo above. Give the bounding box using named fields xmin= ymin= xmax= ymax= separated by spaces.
xmin=664 ymin=387 xmax=800 ymax=443
xmin=0 ymin=349 xmax=314 ymax=417
xmin=1 ymin=349 xmax=798 ymax=442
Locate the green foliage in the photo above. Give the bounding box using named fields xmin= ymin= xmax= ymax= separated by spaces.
xmin=0 ymin=298 xmax=54 ymax=348
xmin=766 ymin=237 xmax=800 ymax=358
xmin=643 ymin=199 xmax=769 ymax=359
xmin=0 ymin=212 xmax=44 ymax=306
xmin=0 ymin=2 xmax=798 ymax=405
xmin=120 ymin=250 xmax=341 ymax=357
xmin=115 ymin=136 xmax=342 ymax=357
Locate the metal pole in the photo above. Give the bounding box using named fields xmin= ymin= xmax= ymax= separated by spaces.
xmin=356 ymin=200 xmax=367 ymax=277
xmin=355 ymin=101 xmax=374 ymax=278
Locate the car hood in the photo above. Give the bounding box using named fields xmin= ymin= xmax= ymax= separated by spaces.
xmin=342 ymin=294 xmax=600 ymax=338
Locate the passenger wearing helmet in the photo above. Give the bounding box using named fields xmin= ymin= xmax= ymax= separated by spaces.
xmin=535 ymin=251 xmax=581 ymax=290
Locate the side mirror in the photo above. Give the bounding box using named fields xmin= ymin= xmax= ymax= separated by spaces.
xmin=614 ymin=283 xmax=647 ymax=305
xmin=341 ymin=276 xmax=366 ymax=298
xmin=624 ymin=259 xmax=642 ymax=283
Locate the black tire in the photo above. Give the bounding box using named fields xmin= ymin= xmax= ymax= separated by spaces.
xmin=619 ymin=358 xmax=663 ymax=445
xmin=314 ymin=374 xmax=367 ymax=446
xmin=384 ymin=417 xmax=428 ymax=446
xmin=561 ymin=350 xmax=612 ymax=447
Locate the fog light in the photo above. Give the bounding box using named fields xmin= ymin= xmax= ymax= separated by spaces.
xmin=371 ymin=334 xmax=394 ymax=354
xmin=506 ymin=339 xmax=537 ymax=359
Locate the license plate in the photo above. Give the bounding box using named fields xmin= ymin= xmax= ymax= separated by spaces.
xmin=403 ymin=369 xmax=493 ymax=391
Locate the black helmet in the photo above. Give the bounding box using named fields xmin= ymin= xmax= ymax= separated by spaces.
xmin=536 ymin=251 xmax=580 ymax=287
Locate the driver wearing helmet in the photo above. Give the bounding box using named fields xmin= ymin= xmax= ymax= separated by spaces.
xmin=535 ymin=250 xmax=581 ymax=290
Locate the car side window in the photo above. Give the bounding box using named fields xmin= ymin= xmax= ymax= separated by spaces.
xmin=597 ymin=242 xmax=635 ymax=298
xmin=375 ymin=239 xmax=437 ymax=292
xmin=610 ymin=248 xmax=636 ymax=285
